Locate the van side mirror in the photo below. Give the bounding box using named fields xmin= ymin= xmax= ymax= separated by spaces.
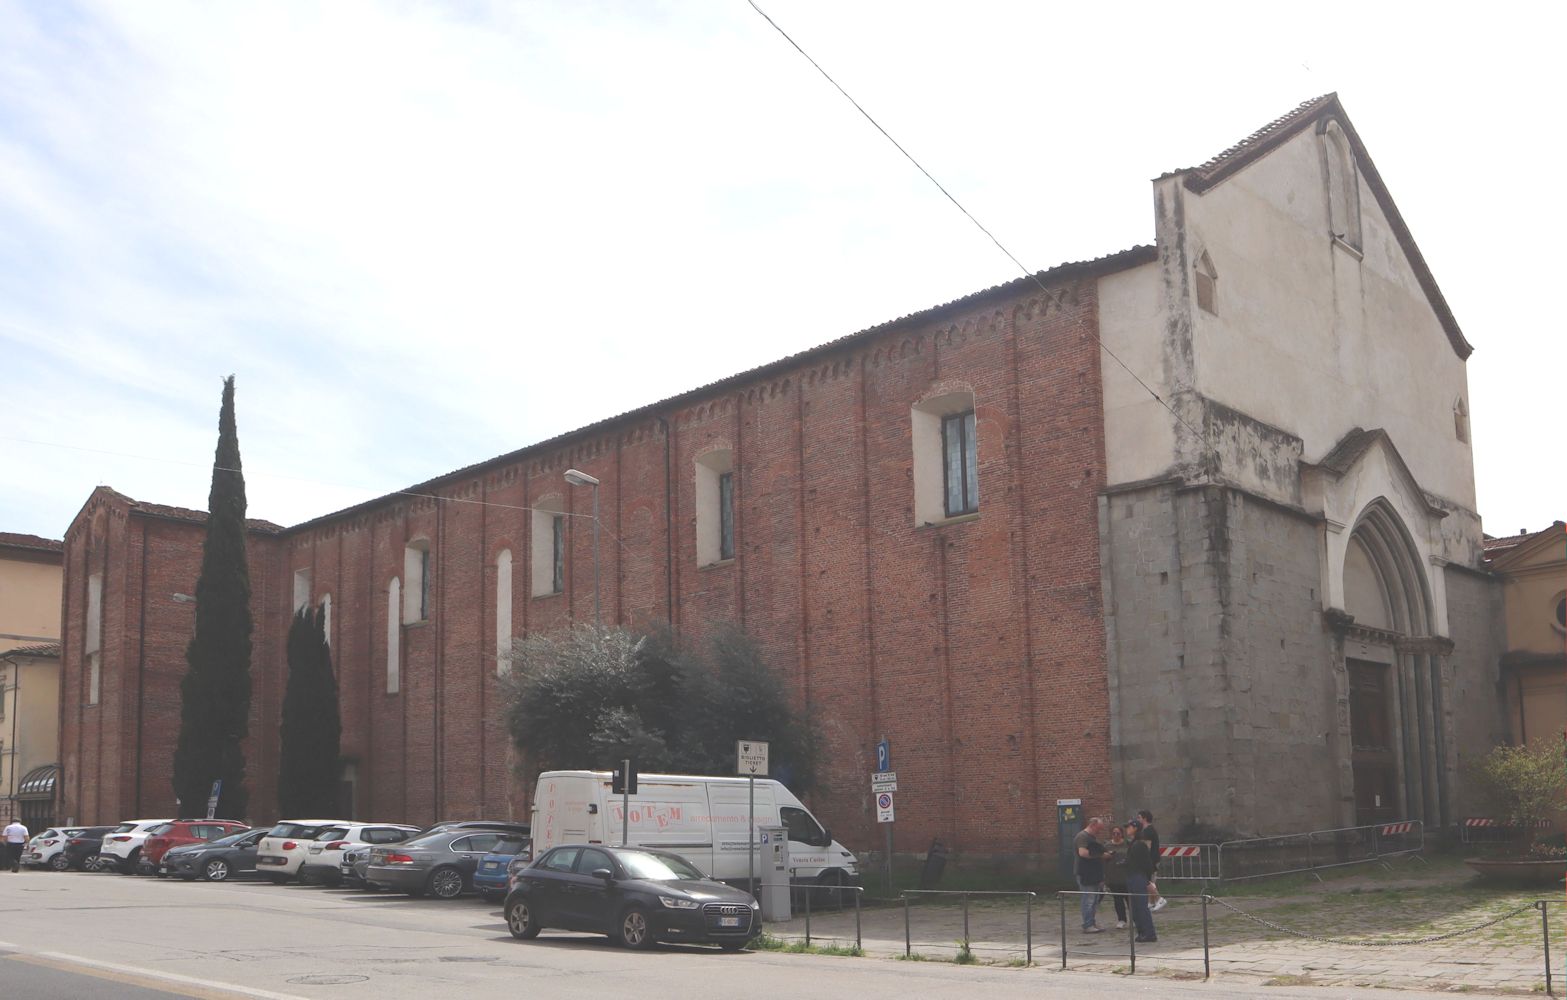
xmin=591 ymin=868 xmax=614 ymax=881
xmin=822 ymin=828 xmax=832 ymax=845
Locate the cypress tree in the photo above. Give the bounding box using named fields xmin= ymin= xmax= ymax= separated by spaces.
xmin=278 ymin=605 xmax=343 ymax=818
xmin=171 ymin=376 xmax=254 ymax=819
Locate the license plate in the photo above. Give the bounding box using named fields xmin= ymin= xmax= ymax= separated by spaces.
xmin=484 ymin=862 xmax=499 ymax=869
xmin=719 ymin=917 xmax=741 ymax=927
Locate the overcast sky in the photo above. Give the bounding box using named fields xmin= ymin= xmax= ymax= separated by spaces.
xmin=2 ymin=1 xmax=1561 ymax=544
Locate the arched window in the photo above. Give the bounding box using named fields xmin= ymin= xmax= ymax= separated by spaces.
xmin=1195 ymin=250 xmax=1218 ymax=315
xmin=386 ymin=578 xmax=401 ymax=694
xmin=1322 ymin=121 xmax=1362 ymax=251
xmin=1453 ymin=398 xmax=1469 ymax=443
xmin=496 ymin=549 xmax=513 ymax=675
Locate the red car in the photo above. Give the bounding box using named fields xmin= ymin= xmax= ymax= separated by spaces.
xmin=144 ymin=821 xmax=250 ymax=874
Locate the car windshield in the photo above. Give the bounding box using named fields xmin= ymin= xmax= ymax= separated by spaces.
xmin=267 ymin=823 xmax=323 ymax=838
xmin=616 ymin=851 xmax=706 ymax=881
xmin=147 ymin=823 xmax=174 ymax=835
xmin=493 ymin=836 xmax=528 ymax=854
xmin=394 ymin=833 xmax=448 ymax=850
xmin=113 ymin=823 xmax=137 ymax=834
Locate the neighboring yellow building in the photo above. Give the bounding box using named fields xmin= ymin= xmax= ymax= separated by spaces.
xmin=1 ymin=532 xmax=64 ymax=829
xmin=1486 ymin=522 xmax=1567 ymax=746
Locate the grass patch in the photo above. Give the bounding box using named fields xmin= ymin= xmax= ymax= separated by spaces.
xmin=953 ymin=940 xmax=976 ymax=964
xmin=895 ymin=951 xmax=929 ymax=962
xmin=1265 ymin=973 xmax=1316 ymax=987
xmin=750 ymin=932 xmax=863 ymax=957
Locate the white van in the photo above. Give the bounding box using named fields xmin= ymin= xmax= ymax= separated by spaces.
xmin=531 ymin=770 xmax=858 ymax=888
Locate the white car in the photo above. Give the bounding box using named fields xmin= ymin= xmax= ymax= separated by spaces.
xmin=98 ymin=819 xmax=175 ymax=873
xmin=298 ymin=823 xmax=420 ymax=886
xmin=23 ymin=827 xmax=88 ymax=870
xmin=256 ymin=819 xmax=351 ymax=882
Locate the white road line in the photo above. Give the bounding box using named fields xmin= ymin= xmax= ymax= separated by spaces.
xmin=34 ymin=948 xmax=314 ymax=1000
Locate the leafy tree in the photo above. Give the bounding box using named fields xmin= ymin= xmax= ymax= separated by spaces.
xmin=278 ymin=605 xmax=343 ymax=818
xmin=1478 ymin=739 xmax=1567 ymax=837
xmin=502 ymin=624 xmax=819 ymax=792
xmin=172 ymin=376 xmax=254 ymax=819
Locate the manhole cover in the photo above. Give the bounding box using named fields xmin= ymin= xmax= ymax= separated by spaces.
xmin=438 ymin=955 xmax=497 ymax=963
xmin=286 ymin=975 xmax=369 ymax=985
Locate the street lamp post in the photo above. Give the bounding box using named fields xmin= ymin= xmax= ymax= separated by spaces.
xmin=563 ymin=469 xmax=601 ymax=624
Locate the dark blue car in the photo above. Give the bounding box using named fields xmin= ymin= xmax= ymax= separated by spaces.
xmin=474 ymin=834 xmax=531 ymax=901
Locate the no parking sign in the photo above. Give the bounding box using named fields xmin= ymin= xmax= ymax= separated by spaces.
xmin=876 ymin=791 xmax=895 ymax=824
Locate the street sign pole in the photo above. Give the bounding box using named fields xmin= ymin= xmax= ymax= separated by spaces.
xmin=880 ymin=737 xmax=892 ymax=893
xmin=621 ymin=758 xmax=631 ymax=847
xmin=736 ymin=739 xmax=769 ymax=901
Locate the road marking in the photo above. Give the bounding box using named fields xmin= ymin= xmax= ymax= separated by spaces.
xmin=2 ymin=949 xmax=313 ymax=1000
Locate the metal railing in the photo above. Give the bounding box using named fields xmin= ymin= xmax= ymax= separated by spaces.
xmin=1057 ymin=889 xmax=1562 ymax=990
xmin=795 ymin=883 xmax=864 ymax=951
xmin=1217 ymin=820 xmax=1424 ymax=882
xmin=900 ymin=889 xmax=1037 ymax=965
xmin=1461 ymin=817 xmax=1552 ymax=848
xmin=1057 ymin=889 xmax=1212 ymax=978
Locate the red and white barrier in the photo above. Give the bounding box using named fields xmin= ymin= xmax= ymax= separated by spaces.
xmin=1159 ymin=845 xmax=1202 ymax=858
xmin=1379 ymin=822 xmax=1414 ymax=835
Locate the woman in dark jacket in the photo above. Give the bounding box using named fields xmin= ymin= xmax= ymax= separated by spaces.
xmin=1103 ymin=823 xmax=1131 ymax=928
xmin=1124 ymin=819 xmax=1157 ymax=942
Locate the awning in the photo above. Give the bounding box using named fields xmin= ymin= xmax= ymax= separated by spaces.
xmin=16 ymin=763 xmax=58 ymax=799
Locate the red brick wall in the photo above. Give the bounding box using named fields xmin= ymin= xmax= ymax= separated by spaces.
xmin=58 ymin=272 xmax=1116 ymax=858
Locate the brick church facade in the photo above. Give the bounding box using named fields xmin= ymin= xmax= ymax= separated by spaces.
xmin=57 ymin=96 xmax=1505 ymax=859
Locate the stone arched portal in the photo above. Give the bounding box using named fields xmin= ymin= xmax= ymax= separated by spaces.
xmin=1336 ymin=499 xmax=1450 ymax=828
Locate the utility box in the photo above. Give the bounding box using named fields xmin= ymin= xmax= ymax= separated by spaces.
xmin=1056 ymin=799 xmax=1083 ymax=880
xmin=758 ymin=825 xmax=791 ymax=922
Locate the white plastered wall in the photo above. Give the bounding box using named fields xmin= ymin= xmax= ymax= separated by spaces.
xmin=1177 ymin=125 xmax=1475 ymax=511
xmin=1097 ymin=262 xmax=1174 ymax=486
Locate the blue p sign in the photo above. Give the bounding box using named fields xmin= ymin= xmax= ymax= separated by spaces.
xmin=876 ymin=739 xmax=891 ymax=773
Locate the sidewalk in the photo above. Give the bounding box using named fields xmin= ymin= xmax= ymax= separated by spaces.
xmin=766 ymin=883 xmax=1561 ymax=993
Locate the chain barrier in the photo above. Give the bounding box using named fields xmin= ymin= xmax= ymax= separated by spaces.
xmin=1209 ymin=896 xmax=1540 ymax=947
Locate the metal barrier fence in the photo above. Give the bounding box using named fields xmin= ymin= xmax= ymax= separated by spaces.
xmin=900 ymin=889 xmax=1038 ymax=965
xmin=1217 ymin=820 xmax=1423 ymax=882
xmin=1156 ymin=844 xmax=1221 ymax=881
xmin=1461 ymin=817 xmax=1552 ymax=847
xmin=1058 ymin=889 xmax=1212 ymax=978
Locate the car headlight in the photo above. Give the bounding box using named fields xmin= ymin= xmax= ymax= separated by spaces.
xmin=657 ymin=896 xmax=700 ymax=910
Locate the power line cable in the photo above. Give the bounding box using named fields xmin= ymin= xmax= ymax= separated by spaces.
xmin=744 ymin=0 xmax=1209 ymax=449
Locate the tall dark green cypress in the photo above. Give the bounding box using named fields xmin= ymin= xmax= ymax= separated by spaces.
xmin=172 ymin=376 xmax=253 ymax=819
xmin=277 ymin=605 xmax=343 ymax=818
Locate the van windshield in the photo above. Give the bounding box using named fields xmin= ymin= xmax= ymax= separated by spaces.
xmin=781 ymin=806 xmax=829 ymax=847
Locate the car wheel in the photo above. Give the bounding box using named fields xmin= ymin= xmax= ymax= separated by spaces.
xmin=428 ymin=867 xmax=465 ymax=900
xmin=204 ymin=859 xmax=231 ymax=882
xmin=82 ymin=855 xmax=101 ymax=872
xmin=618 ymin=907 xmax=655 ymax=950
xmin=49 ymin=853 xmax=70 ymax=872
xmin=506 ymin=900 xmax=542 ymax=940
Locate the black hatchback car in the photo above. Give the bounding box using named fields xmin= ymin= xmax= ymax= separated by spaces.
xmin=504 ymin=845 xmax=760 ymax=951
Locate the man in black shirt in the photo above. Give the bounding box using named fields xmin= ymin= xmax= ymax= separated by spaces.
xmin=1072 ymin=817 xmax=1107 ymax=932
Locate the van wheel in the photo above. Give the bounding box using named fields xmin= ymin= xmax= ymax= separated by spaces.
xmin=618 ymin=906 xmax=654 ymax=949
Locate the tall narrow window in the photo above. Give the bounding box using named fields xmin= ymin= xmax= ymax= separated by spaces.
xmin=386 ymin=578 xmax=401 ymax=694
xmin=403 ymin=541 xmax=430 ymax=623
xmin=530 ymin=495 xmax=566 ymax=597
xmin=86 ymin=572 xmax=103 ymax=706
xmin=942 ymin=410 xmax=979 ymax=517
xmin=718 ymin=471 xmax=735 ymax=561
xmin=292 ymin=568 xmax=312 ymax=612
xmin=1194 ymin=250 xmax=1218 ymax=315
xmin=496 ymin=549 xmax=513 ymax=676
xmin=1453 ymin=397 xmax=1470 ymax=443
xmin=321 ymin=593 xmax=332 ymax=648
xmin=552 ymin=515 xmax=566 ymax=594
xmin=695 ymin=448 xmax=735 ymax=566
xmin=1322 ymin=121 xmax=1362 ymax=251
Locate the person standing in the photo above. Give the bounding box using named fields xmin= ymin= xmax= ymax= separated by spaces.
xmin=1125 ymin=818 xmax=1157 ymax=942
xmin=1073 ymin=816 xmax=1107 ymax=933
xmin=2 ymin=817 xmax=28 ymax=873
xmin=1138 ymin=809 xmax=1166 ymax=912
xmin=1103 ymin=823 xmax=1130 ymax=929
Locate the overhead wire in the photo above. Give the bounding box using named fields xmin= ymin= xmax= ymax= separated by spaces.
xmin=744 ymin=0 xmax=1210 ymax=449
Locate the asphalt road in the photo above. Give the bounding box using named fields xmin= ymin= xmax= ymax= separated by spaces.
xmin=0 ymin=869 xmax=1483 ymax=999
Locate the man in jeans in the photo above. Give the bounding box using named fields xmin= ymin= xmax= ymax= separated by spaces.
xmin=1073 ymin=816 xmax=1107 ymax=932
